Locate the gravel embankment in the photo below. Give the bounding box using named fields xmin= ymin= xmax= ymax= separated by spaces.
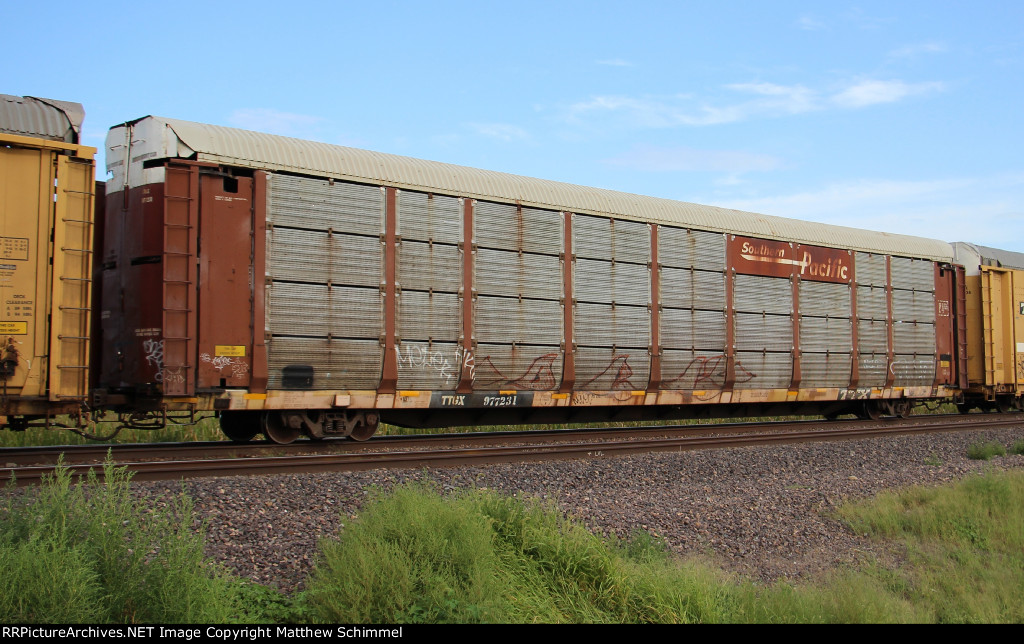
xmin=135 ymin=425 xmax=1024 ymax=593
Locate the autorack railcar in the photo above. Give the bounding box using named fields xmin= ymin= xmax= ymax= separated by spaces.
xmin=95 ymin=116 xmax=968 ymax=442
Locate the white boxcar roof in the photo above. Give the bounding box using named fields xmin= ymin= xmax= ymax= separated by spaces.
xmin=952 ymin=242 xmax=1024 ymax=275
xmin=107 ymin=116 xmax=953 ymax=261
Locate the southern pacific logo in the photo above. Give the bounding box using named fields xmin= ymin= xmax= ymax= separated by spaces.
xmin=732 ymin=236 xmax=853 ymax=284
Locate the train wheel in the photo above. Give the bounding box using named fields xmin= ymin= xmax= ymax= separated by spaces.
xmin=348 ymin=412 xmax=380 ymax=441
xmin=219 ymin=412 xmax=259 ymax=442
xmin=996 ymin=396 xmax=1013 ymax=414
xmin=262 ymin=412 xmax=302 ymax=444
xmin=956 ymin=403 xmax=973 ymax=415
xmin=859 ymin=401 xmax=883 ymax=421
xmin=893 ymin=400 xmax=912 ymax=418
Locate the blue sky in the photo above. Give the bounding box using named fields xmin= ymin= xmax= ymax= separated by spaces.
xmin=4 ymin=1 xmax=1022 ymax=250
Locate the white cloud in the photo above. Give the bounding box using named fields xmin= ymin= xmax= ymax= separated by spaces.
xmin=605 ymin=144 xmax=783 ymax=174
xmin=711 ymin=174 xmax=1024 ymax=250
xmin=796 ymin=15 xmax=826 ymax=31
xmin=567 ymin=77 xmax=944 ymax=129
xmin=597 ymin=58 xmax=632 ymax=67
xmin=889 ymin=42 xmax=948 ymax=58
xmin=468 ymin=122 xmax=531 ymax=142
xmin=831 ymin=80 xmax=945 ymax=108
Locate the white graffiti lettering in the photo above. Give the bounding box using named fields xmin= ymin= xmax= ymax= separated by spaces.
xmin=143 ymin=339 xmax=164 ymax=382
xmin=395 ymin=345 xmax=474 ymax=385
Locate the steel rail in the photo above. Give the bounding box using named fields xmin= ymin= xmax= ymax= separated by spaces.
xmin=0 ymin=413 xmax=1011 ymax=466
xmin=2 ymin=414 xmax=1020 ymax=486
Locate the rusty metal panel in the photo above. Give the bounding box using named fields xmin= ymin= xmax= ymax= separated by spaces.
xmin=0 ymin=95 xmax=83 ymax=143
xmin=659 ymin=227 xmax=725 ymax=270
xmin=574 ymin=215 xmax=649 ymax=263
xmin=397 ymin=291 xmax=460 ymax=342
xmin=890 ymin=257 xmax=935 ymax=292
xmin=267 ymin=337 xmax=381 ymax=389
xmin=267 ymin=283 xmax=382 ymax=339
xmin=661 ymin=308 xmax=727 ymax=350
xmin=475 ymin=201 xmax=562 ymax=254
xmin=661 ymin=349 xmax=728 ymax=390
xmin=395 ymin=341 xmax=464 ymax=390
xmin=196 ymin=174 xmax=255 ymax=390
xmin=268 ymin=228 xmax=381 ymax=287
xmin=857 ymin=354 xmax=888 ymax=386
xmin=856 ymin=286 xmax=889 ymax=320
xmin=893 ymin=321 xmax=936 ymax=354
xmin=857 ymin=319 xmax=889 ymax=353
xmin=267 ymin=174 xmax=383 ymax=235
xmin=734 ymin=275 xmax=792 ymax=315
xmin=855 ymin=252 xmax=888 ymax=286
xmin=477 ymin=248 xmax=562 ymax=300
xmin=574 ymin=259 xmax=649 ymax=306
xmin=574 ymin=303 xmax=650 ymax=348
xmin=800 ymin=317 xmax=853 ymax=353
xmin=892 ymin=354 xmax=935 ymax=386
xmin=892 ymin=289 xmax=936 ymax=323
xmin=734 ymin=351 xmax=792 ymax=389
xmin=660 ymin=268 xmax=725 ymax=310
xmin=398 ymin=240 xmax=461 ymax=293
xmin=575 ymin=347 xmax=650 ymax=391
xmin=735 ymin=313 xmax=793 ymax=351
xmin=474 ymin=344 xmax=563 ymax=391
xmin=730 ymin=236 xmax=854 ymax=284
xmin=475 ymin=296 xmax=562 ymax=345
xmin=799 ymin=281 xmax=851 ymax=318
xmin=398 ymin=191 xmax=461 ymax=244
xmin=801 ymin=352 xmax=852 ymax=387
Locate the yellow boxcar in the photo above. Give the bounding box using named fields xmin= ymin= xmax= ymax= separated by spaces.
xmin=0 ymin=96 xmax=95 ymax=427
xmin=953 ymin=242 xmax=1024 ymax=411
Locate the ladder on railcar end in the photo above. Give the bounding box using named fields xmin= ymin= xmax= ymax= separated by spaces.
xmin=49 ymin=154 xmax=95 ymax=402
xmin=981 ymin=270 xmax=996 ymax=389
xmin=160 ymin=166 xmax=198 ymax=396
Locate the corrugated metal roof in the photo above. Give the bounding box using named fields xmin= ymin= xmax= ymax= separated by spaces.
xmin=111 ymin=116 xmax=954 ymax=260
xmin=952 ymin=242 xmax=1024 ymax=274
xmin=0 ymin=95 xmax=83 ymax=143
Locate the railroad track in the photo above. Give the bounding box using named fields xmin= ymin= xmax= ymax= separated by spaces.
xmin=2 ymin=414 xmax=1021 ymax=486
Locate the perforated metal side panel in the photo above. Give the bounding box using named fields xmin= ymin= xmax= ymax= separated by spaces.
xmin=660 ymin=268 xmax=725 ymax=310
xmin=393 ymin=190 xmax=465 ymax=389
xmin=735 ymin=351 xmax=792 ymax=389
xmin=734 ymin=275 xmax=792 ymax=315
xmin=265 ymin=174 xmax=384 ymax=389
xmin=855 ymin=252 xmax=887 ymax=286
xmin=661 ymin=350 xmax=728 ymax=389
xmin=890 ymin=257 xmax=935 ymax=291
xmin=575 ymin=347 xmax=650 ymax=391
xmin=470 ymin=201 xmax=564 ymax=391
xmin=268 ymin=227 xmax=381 ymax=286
xmin=659 ymin=228 xmax=725 ymax=270
xmin=571 ymin=214 xmax=651 ymax=389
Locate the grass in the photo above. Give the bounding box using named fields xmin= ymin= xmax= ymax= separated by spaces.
xmin=0 ymin=459 xmax=263 ymax=623
xmin=0 ymin=415 xmax=226 ymax=447
xmin=3 ymin=461 xmax=1022 ymax=623
xmin=967 ymin=441 xmax=1007 ymax=460
xmin=302 ymin=469 xmax=1024 ymax=623
xmin=302 ymin=483 xmax=735 ymax=623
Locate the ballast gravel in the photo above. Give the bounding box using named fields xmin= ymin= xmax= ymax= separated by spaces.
xmin=133 ymin=425 xmax=1024 ymax=593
